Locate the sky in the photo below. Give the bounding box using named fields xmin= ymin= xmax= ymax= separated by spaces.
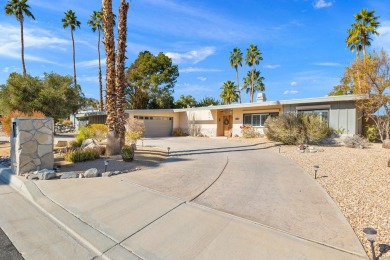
xmin=1 ymin=0 xmax=390 ymax=104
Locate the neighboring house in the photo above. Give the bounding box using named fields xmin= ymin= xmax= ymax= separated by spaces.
xmin=72 ymin=94 xmax=366 ymax=137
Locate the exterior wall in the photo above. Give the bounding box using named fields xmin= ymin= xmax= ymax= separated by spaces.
xmin=11 ymin=118 xmax=54 ymax=175
xmin=180 ymin=110 xmax=217 ymax=136
xmin=127 ymin=111 xmax=179 ymax=129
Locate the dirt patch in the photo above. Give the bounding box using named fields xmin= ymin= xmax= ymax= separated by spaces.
xmin=56 ymin=146 xmax=167 ymax=173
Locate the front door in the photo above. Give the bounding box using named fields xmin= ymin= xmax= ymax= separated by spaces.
xmin=223 ymin=115 xmax=232 ymax=137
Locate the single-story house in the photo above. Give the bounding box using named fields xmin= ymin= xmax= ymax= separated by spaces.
xmin=71 ymin=94 xmax=367 ymax=137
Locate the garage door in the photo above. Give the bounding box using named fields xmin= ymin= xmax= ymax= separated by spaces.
xmin=135 ymin=116 xmax=173 ymax=137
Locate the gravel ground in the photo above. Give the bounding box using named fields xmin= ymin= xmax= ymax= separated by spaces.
xmin=231 ymin=137 xmax=390 ymax=259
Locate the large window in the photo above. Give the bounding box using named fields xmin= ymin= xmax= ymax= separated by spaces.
xmin=243 ymin=113 xmax=278 ymax=127
xmin=299 ymin=109 xmax=329 ymax=122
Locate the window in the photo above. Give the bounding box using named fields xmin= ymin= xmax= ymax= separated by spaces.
xmin=299 ymin=109 xmax=329 ymax=122
xmin=243 ymin=113 xmax=274 ymax=127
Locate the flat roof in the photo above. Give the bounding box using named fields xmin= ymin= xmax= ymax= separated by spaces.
xmin=75 ymin=94 xmax=367 ymax=117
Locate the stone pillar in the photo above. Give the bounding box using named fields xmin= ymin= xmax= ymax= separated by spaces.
xmin=10 ymin=118 xmax=54 ymax=175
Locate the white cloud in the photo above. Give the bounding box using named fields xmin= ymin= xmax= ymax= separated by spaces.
xmin=283 ymin=90 xmax=298 ymax=95
xmin=180 ymin=67 xmax=222 ymax=73
xmin=313 ymin=62 xmax=342 ymax=67
xmin=77 ymin=59 xmax=106 ymax=68
xmin=373 ymin=21 xmax=390 ymax=54
xmin=313 ymin=0 xmax=332 ymax=9
xmin=176 ymin=82 xmax=213 ymax=93
xmin=263 ymin=64 xmax=280 ymax=69
xmin=166 ymin=46 xmax=216 ymax=64
xmin=197 ymin=76 xmax=207 ymax=81
xmin=290 ymin=81 xmax=298 ymax=86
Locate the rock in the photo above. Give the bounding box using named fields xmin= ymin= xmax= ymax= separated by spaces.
xmin=37 ymin=169 xmax=57 ymax=180
xmin=81 ymin=139 xmax=96 ymax=150
xmin=83 ymin=168 xmax=98 ymax=178
xmin=60 ymin=171 xmax=78 ymax=179
xmin=102 ymin=171 xmax=112 ymax=177
xmin=113 ymin=171 xmax=121 ymax=175
xmin=382 ymin=139 xmax=390 ymax=149
xmin=56 ymin=141 xmax=68 ymax=147
xmin=27 ymin=174 xmax=39 ymax=180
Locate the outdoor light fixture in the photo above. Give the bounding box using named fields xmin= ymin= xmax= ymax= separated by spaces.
xmin=313 ymin=165 xmax=319 ymax=179
xmin=363 ymin=227 xmax=378 ymax=260
xmin=167 ymin=147 xmax=170 ymax=156
xmin=279 ymin=145 xmax=281 ymax=154
xmin=104 ymin=160 xmax=109 ymax=172
xmin=141 ymin=139 xmax=144 ymax=147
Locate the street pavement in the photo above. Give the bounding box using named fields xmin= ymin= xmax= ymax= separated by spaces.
xmin=0 ymin=137 xmax=368 ymax=259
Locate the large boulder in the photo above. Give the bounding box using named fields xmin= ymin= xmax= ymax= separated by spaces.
xmin=83 ymin=168 xmax=98 ymax=178
xmin=37 ymin=169 xmax=57 ymax=180
xmin=80 ymin=139 xmax=96 ymax=149
xmin=60 ymin=171 xmax=78 ymax=179
xmin=382 ymin=139 xmax=390 ymax=149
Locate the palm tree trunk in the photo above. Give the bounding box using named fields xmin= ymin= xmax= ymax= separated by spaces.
xmin=98 ymin=29 xmax=103 ymax=112
xmin=115 ymin=0 xmax=129 ymax=147
xmin=20 ymin=17 xmax=26 ymax=76
xmin=236 ymin=67 xmax=241 ymax=103
xmin=103 ymin=0 xmax=119 ymax=155
xmin=71 ymin=29 xmax=77 ymax=87
xmin=250 ymin=66 xmax=255 ymax=103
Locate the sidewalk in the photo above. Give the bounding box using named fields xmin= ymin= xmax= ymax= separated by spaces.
xmin=0 ymin=167 xmax=367 ymax=260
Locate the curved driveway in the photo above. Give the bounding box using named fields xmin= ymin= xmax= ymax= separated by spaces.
xmin=123 ymin=137 xmax=364 ymax=255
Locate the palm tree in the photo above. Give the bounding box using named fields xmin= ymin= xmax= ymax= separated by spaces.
xmin=220 ymin=80 xmax=239 ymax=105
xmin=5 ymin=0 xmax=35 ymax=76
xmin=62 ymin=10 xmax=81 ymax=87
xmin=346 ymin=9 xmax=380 ymax=59
xmin=245 ymin=44 xmax=263 ymax=102
xmin=88 ymin=10 xmax=104 ymax=112
xmin=115 ymin=0 xmax=130 ymax=147
xmin=346 ymin=28 xmax=362 ymax=61
xmin=242 ymin=70 xmax=265 ymax=99
xmin=230 ymin=47 xmax=243 ymax=103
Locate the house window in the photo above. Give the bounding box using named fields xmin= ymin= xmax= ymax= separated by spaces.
xmin=243 ymin=113 xmax=275 ymax=127
xmin=299 ymin=109 xmax=329 ymax=122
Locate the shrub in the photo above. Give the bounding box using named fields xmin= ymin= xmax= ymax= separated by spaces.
xmin=363 ymin=124 xmax=380 ymax=142
xmin=264 ymin=113 xmax=331 ymax=145
xmin=240 ymin=125 xmax=260 ymax=138
xmin=62 ymin=119 xmax=72 ymax=125
xmin=121 ymin=145 xmax=134 ymax=162
xmin=173 ymin=128 xmax=188 ymax=136
xmin=126 ymin=131 xmax=143 ymax=143
xmin=89 ymin=124 xmax=108 ymax=142
xmin=0 ymin=110 xmax=45 ymax=136
xmin=344 ymin=135 xmax=370 ymax=149
xmin=64 ymin=148 xmax=100 ymax=162
xmin=126 ymin=117 xmax=145 ymax=143
xmin=74 ymin=126 xmax=93 ymax=147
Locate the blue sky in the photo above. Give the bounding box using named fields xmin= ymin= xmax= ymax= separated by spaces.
xmin=1 ymin=0 xmax=390 ymax=104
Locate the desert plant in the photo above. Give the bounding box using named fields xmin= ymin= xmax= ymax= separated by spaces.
xmin=173 ymin=127 xmax=188 ymax=136
xmin=344 ymin=135 xmax=370 ymax=148
xmin=121 ymin=145 xmax=134 ymax=162
xmin=62 ymin=119 xmax=72 ymax=125
xmin=126 ymin=117 xmax=145 ymax=143
xmin=64 ymin=148 xmax=100 ymax=162
xmin=74 ymin=126 xmax=93 ymax=147
xmin=240 ymin=125 xmax=260 ymax=138
xmin=0 ymin=110 xmax=45 ymax=136
xmin=89 ymin=124 xmax=108 ymax=142
xmin=126 ymin=131 xmax=143 ymax=143
xmin=264 ymin=113 xmax=331 ymax=145
xmin=363 ymin=124 xmax=380 ymax=142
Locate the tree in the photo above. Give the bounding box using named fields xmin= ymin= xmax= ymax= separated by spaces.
xmin=0 ymin=72 xmax=85 ymax=119
xmin=220 ymin=80 xmax=238 ymax=105
xmin=62 ymin=10 xmax=81 ymax=87
xmin=242 ymin=70 xmax=265 ymax=100
xmin=245 ymin=44 xmax=264 ymax=102
xmin=126 ymin=51 xmax=179 ymax=109
xmin=5 ymin=0 xmax=35 ymax=76
xmin=230 ymin=47 xmax=243 ymax=103
xmin=175 ymin=95 xmax=197 ymax=108
xmin=88 ymin=10 xmax=104 ymax=112
xmin=197 ymin=97 xmax=220 ymax=107
xmin=342 ymin=50 xmax=390 ymax=142
xmin=346 ymin=9 xmax=380 ymax=59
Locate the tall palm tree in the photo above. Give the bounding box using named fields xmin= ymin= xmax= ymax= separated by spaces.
xmin=230 ymin=47 xmax=243 ymax=103
xmin=88 ymin=10 xmax=104 ymax=112
xmin=5 ymin=0 xmax=35 ymax=76
xmin=62 ymin=10 xmax=81 ymax=87
xmin=220 ymin=80 xmax=239 ymax=105
xmin=346 ymin=28 xmax=362 ymax=61
xmin=115 ymin=0 xmax=130 ymax=147
xmin=346 ymin=9 xmax=380 ymax=59
xmin=245 ymin=44 xmax=263 ymax=102
xmin=242 ymin=70 xmax=265 ymax=99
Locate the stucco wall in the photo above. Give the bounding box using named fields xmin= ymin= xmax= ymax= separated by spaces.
xmin=180 ymin=110 xmax=217 ymax=136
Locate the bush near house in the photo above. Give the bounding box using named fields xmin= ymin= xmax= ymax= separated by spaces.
xmin=0 ymin=110 xmax=45 ymax=136
xmin=240 ymin=125 xmax=260 ymax=138
xmin=73 ymin=124 xmax=108 ymax=147
xmin=64 ymin=148 xmax=100 ymax=162
xmin=126 ymin=118 xmax=145 ymax=143
xmin=264 ymin=113 xmax=331 ymax=145
xmin=173 ymin=128 xmax=188 ymax=136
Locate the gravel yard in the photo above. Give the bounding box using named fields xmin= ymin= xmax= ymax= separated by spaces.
xmin=261 ymin=140 xmax=390 ymax=259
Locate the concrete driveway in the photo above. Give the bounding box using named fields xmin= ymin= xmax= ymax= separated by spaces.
xmin=3 ymin=137 xmax=366 ymax=259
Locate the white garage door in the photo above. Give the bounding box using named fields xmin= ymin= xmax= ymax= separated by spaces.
xmin=135 ymin=116 xmax=173 ymax=137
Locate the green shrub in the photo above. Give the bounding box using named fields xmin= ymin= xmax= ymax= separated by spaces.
xmin=264 ymin=113 xmax=331 ymax=145
xmin=173 ymin=128 xmax=188 ymax=136
xmin=126 ymin=131 xmax=143 ymax=143
xmin=64 ymin=148 xmax=100 ymax=162
xmin=121 ymin=145 xmax=134 ymax=162
xmin=74 ymin=126 xmax=93 ymax=147
xmin=363 ymin=124 xmax=380 ymax=142
xmin=89 ymin=124 xmax=108 ymax=142
xmin=240 ymin=125 xmax=260 ymax=138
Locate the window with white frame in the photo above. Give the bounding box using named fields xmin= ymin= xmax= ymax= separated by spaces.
xmin=243 ymin=113 xmax=278 ymax=127
xmin=299 ymin=109 xmax=329 ymax=122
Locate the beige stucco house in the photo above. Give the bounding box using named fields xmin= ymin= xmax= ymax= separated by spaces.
xmin=72 ymin=94 xmax=366 ymax=137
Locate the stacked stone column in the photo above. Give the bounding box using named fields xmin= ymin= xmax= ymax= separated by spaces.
xmin=11 ymin=118 xmax=54 ymax=175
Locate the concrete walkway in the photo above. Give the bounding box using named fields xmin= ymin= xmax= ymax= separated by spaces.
xmin=0 ymin=137 xmax=367 ymax=259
